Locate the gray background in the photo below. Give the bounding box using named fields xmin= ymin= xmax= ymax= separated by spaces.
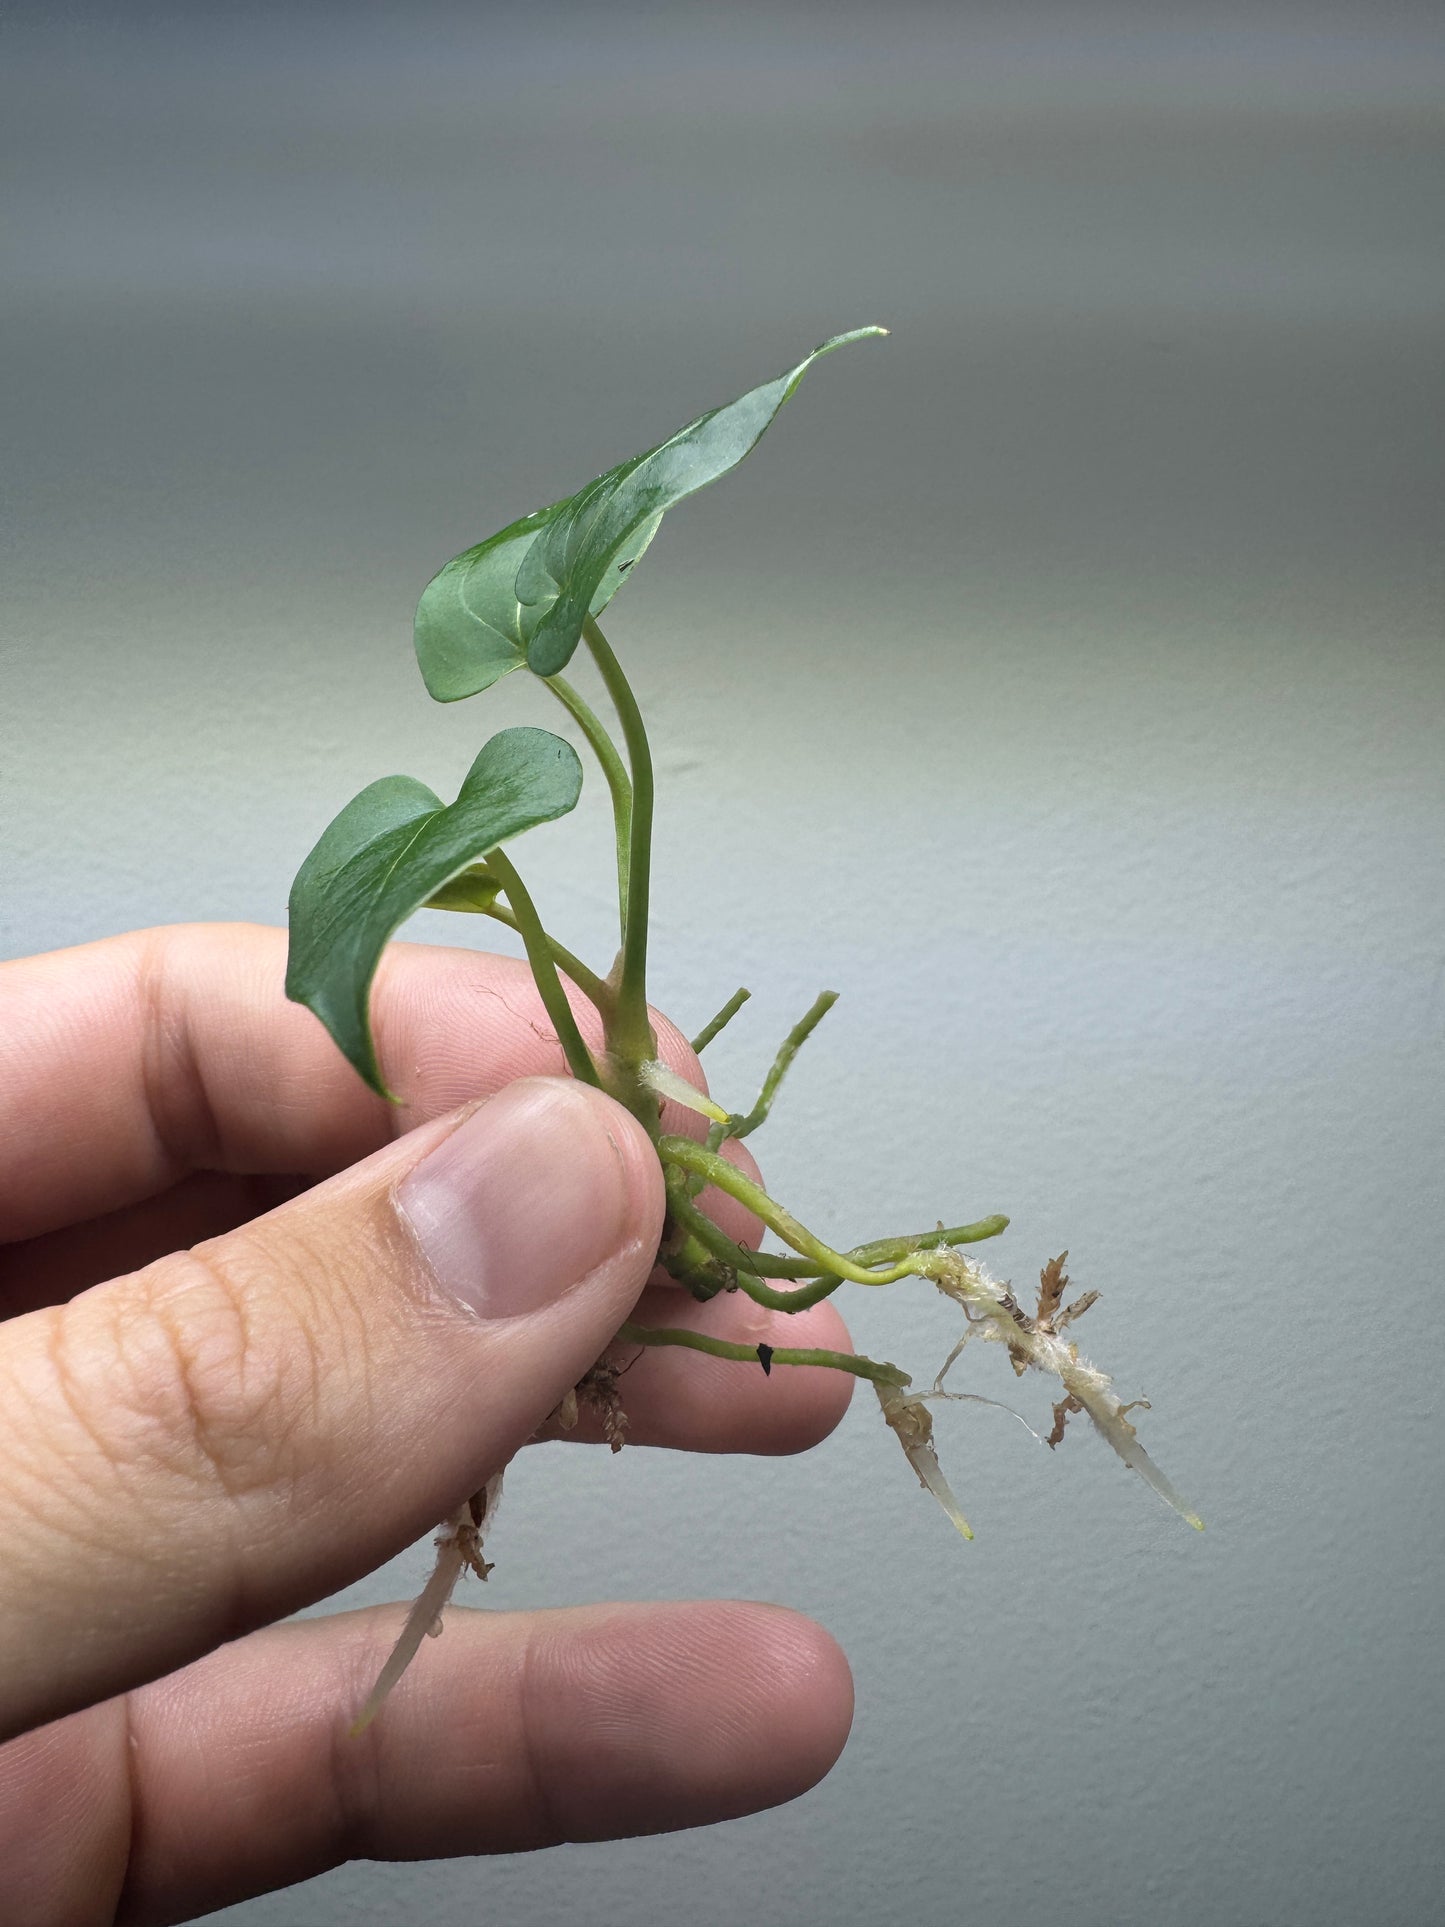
xmin=4 ymin=3 xmax=1444 ymax=1922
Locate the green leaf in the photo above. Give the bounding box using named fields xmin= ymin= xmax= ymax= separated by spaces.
xmin=413 ymin=325 xmax=887 ymax=694
xmin=413 ymin=508 xmax=551 ymax=702
xmin=415 ymin=498 xmax=667 ymax=701
xmin=286 ymin=726 xmax=582 ymax=1096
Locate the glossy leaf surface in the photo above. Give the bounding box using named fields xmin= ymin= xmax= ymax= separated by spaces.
xmin=414 ymin=325 xmax=886 ymax=694
xmin=286 ymin=727 xmax=582 ymax=1094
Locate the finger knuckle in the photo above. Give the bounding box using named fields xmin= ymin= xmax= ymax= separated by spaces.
xmin=77 ymin=1244 xmax=328 ymax=1511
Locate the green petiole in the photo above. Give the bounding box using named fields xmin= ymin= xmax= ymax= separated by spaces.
xmin=582 ymin=616 xmax=655 ymax=1068
xmin=483 ymin=848 xmax=600 ymax=1088
xmin=544 ymin=672 xmax=634 ymax=931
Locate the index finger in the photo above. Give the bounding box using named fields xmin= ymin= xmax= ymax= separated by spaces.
xmin=0 ymin=922 xmax=723 ymax=1245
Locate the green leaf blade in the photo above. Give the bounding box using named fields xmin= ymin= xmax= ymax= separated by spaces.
xmin=412 ymin=326 xmax=887 ymax=698
xmin=413 ymin=508 xmax=559 ymax=703
xmin=286 ymin=727 xmax=583 ymax=1095
xmin=519 ymin=326 xmax=887 ymax=676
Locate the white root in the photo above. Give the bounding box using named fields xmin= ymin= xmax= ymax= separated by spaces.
xmin=924 ymin=1251 xmax=1204 ymax=1532
xmin=875 ymin=1383 xmax=974 ymax=1540
xmin=348 ymin=1472 xmax=505 ymax=1738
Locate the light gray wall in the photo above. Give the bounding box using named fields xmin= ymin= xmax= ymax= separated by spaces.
xmin=5 ymin=5 xmax=1443 ymax=1922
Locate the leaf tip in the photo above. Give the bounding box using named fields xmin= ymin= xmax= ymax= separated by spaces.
xmin=817 ymin=323 xmax=891 ymax=355
xmin=350 ymin=1049 xmax=402 ymax=1107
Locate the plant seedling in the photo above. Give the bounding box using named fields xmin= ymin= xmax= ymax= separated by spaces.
xmin=285 ymin=328 xmax=1202 ymax=1732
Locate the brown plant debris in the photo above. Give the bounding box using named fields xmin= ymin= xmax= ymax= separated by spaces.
xmin=550 ymin=1386 xmax=580 ymax=1431
xmin=458 ymin=1483 xmax=498 ymax=1581
xmin=1046 ymin=1392 xmax=1084 ymax=1449
xmin=1036 ymin=1252 xmax=1070 ymax=1330
xmin=1033 ymin=1252 xmax=1101 ymax=1337
xmin=577 ymin=1358 xmax=630 ymax=1452
xmin=1115 ymin=1397 xmax=1151 ymax=1435
xmin=1057 ymin=1289 xmax=1100 ymax=1331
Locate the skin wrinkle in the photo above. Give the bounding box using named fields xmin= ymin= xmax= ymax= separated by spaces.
xmin=515 ymin=1615 xmax=572 ymax=1853
xmin=23 ymin=1291 xmax=246 ymax=1603
xmin=172 ymin=1196 xmax=466 ymax=1557
xmin=0 ymin=1706 xmax=127 ymax=1926
xmin=123 ymin=1252 xmax=292 ymax=1506
xmin=33 ymin=1306 xmax=144 ymax=1553
xmin=326 ymin=1656 xmax=386 ymax=1875
xmin=224 ymin=1211 xmax=380 ymax=1498
xmin=0 ymin=1392 xmax=107 ymax=1615
xmin=136 ymin=929 xmax=215 ymax=1185
xmin=8 ymin=1230 xmax=378 ymax=1682
xmin=82 ymin=1256 xmax=271 ymax=1658
xmin=115 ymin=1691 xmax=144 ymax=1927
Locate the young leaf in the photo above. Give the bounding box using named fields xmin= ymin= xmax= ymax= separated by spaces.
xmin=413 ymin=508 xmax=553 ymax=703
xmin=413 ymin=325 xmax=887 ymax=696
xmin=286 ymin=726 xmax=582 ymax=1096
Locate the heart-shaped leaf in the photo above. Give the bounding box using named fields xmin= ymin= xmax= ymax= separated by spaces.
xmin=286 ymin=726 xmax=582 ymax=1095
xmin=414 ymin=325 xmax=886 ymax=697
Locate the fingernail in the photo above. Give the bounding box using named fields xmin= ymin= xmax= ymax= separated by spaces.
xmin=396 ymin=1080 xmax=633 ymax=1320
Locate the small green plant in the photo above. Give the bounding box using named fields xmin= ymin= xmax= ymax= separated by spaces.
xmin=286 ymin=328 xmax=1202 ymax=1729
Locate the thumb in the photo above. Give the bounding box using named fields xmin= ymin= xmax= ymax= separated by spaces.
xmin=0 ymin=1078 xmax=663 ymax=1741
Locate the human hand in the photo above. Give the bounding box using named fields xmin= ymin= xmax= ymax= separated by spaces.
xmin=0 ymin=924 xmax=855 ymax=1925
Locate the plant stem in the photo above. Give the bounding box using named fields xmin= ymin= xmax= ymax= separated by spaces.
xmin=616 ymin=1320 xmax=910 ymax=1389
xmin=581 ymin=616 xmax=655 ymax=1067
xmin=718 ymin=1220 xmax=1009 ymax=1281
xmin=690 ymin=986 xmax=751 ymax=1056
xmin=658 ymin=1134 xmax=948 ymax=1286
xmin=545 ymin=672 xmax=633 ymax=933
xmin=664 ymin=1178 xmax=848 ymax=1311
xmin=484 ymin=847 xmax=600 ymax=1087
xmin=664 ymin=1179 xmax=1009 ymax=1304
xmin=823 ymin=1216 xmax=1010 ymax=1269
